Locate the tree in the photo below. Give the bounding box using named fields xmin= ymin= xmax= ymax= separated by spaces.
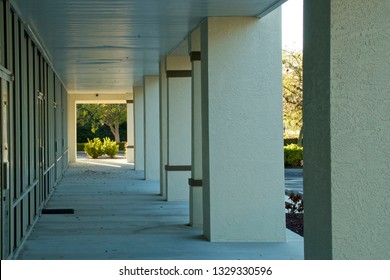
xmin=282 ymin=49 xmax=303 ymax=146
xmin=77 ymin=104 xmax=127 ymax=143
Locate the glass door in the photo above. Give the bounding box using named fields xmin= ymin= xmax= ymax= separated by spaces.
xmin=0 ymin=69 xmax=10 ymax=259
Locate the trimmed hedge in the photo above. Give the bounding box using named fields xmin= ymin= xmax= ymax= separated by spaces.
xmin=118 ymin=142 xmax=126 ymax=151
xmin=284 ymin=144 xmax=303 ymax=167
xmin=77 ymin=143 xmax=85 ymax=151
xmin=284 ymin=138 xmax=298 ymax=146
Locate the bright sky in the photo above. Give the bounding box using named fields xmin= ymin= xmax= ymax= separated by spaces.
xmin=282 ymin=0 xmax=303 ymax=50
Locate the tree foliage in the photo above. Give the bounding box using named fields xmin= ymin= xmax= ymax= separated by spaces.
xmin=77 ymin=104 xmax=127 ymax=143
xmin=282 ymin=49 xmax=303 ymax=144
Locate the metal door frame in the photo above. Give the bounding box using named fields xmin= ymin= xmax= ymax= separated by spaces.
xmin=1 ymin=65 xmax=12 ymax=259
xmin=37 ymin=90 xmax=44 ymax=205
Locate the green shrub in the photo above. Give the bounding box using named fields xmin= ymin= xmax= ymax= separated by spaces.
xmin=84 ymin=138 xmax=104 ymax=159
xmin=103 ymin=137 xmax=119 ymax=158
xmin=79 ymin=141 xmax=126 ymax=152
xmin=284 ymin=144 xmax=303 ymax=167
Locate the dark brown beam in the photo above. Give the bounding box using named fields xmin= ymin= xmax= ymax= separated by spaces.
xmin=165 ymin=165 xmax=192 ymax=171
xmin=188 ymin=178 xmax=203 ymax=187
xmin=190 ymin=51 xmax=201 ymax=62
xmin=166 ymin=70 xmax=192 ymax=78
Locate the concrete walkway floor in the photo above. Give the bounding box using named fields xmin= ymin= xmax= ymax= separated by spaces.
xmin=16 ymin=158 xmax=303 ymax=260
xmin=285 ymin=168 xmax=303 ymax=195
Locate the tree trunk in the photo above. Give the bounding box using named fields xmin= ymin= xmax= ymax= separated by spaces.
xmin=114 ymin=129 xmax=120 ymax=143
xmin=297 ymin=126 xmax=304 ymax=147
xmin=108 ymin=123 xmax=120 ymax=143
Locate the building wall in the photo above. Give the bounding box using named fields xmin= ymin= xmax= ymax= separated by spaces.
xmin=0 ymin=1 xmax=69 ymax=259
xmin=304 ymin=0 xmax=390 ymax=259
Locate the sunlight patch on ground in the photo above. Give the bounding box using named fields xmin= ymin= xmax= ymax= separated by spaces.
xmin=80 ymin=161 xmax=123 ymax=168
xmin=76 ymin=155 xmax=134 ymax=169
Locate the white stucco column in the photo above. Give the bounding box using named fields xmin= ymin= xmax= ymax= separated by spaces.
xmin=133 ymin=86 xmax=144 ymax=172
xmin=159 ymin=59 xmax=168 ymax=198
xmin=165 ymin=56 xmax=192 ymax=201
xmin=143 ymin=76 xmax=160 ymax=180
xmin=126 ymin=100 xmax=134 ymax=165
xmin=304 ymin=0 xmax=390 ymax=260
xmin=67 ymin=96 xmax=77 ymax=163
xmin=200 ymin=13 xmax=285 ymax=242
xmin=188 ymin=28 xmax=203 ymax=227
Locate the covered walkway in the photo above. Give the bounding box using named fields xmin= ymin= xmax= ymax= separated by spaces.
xmin=2 ymin=0 xmax=388 ymax=260
xmin=16 ymin=159 xmax=303 ymax=260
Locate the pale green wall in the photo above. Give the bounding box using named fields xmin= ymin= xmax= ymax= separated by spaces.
xmin=304 ymin=0 xmax=390 ymax=259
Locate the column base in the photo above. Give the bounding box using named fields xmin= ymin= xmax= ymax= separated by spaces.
xmin=126 ymin=148 xmax=134 ymax=166
xmin=189 ymin=185 xmax=203 ymax=228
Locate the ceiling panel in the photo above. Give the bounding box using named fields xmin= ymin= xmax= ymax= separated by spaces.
xmin=11 ymin=0 xmax=285 ymax=94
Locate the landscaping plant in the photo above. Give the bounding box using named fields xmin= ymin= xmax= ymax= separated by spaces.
xmin=285 ymin=193 xmax=304 ymax=214
xmin=284 ymin=143 xmax=303 ymax=167
xmin=103 ymin=137 xmax=119 ymax=158
xmin=84 ymin=138 xmax=104 ymax=159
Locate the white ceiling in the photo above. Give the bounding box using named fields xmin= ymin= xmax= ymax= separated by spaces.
xmin=11 ymin=0 xmax=285 ymax=94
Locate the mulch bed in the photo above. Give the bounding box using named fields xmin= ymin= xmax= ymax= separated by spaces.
xmin=286 ymin=213 xmax=304 ymax=237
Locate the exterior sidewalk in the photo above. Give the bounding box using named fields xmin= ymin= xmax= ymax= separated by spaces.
xmin=16 ymin=158 xmax=303 ymax=260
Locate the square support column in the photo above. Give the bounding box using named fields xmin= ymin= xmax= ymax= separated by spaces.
xmin=159 ymin=59 xmax=168 ymax=198
xmin=133 ymin=86 xmax=144 ymax=172
xmin=143 ymin=76 xmax=160 ymax=180
xmin=188 ymin=28 xmax=203 ymax=227
xmin=201 ymin=13 xmax=285 ymax=241
xmin=165 ymin=56 xmax=192 ymax=201
xmin=126 ymin=100 xmax=134 ymax=166
xmin=304 ymin=0 xmax=390 ymax=259
xmin=67 ymin=96 xmax=77 ymax=163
